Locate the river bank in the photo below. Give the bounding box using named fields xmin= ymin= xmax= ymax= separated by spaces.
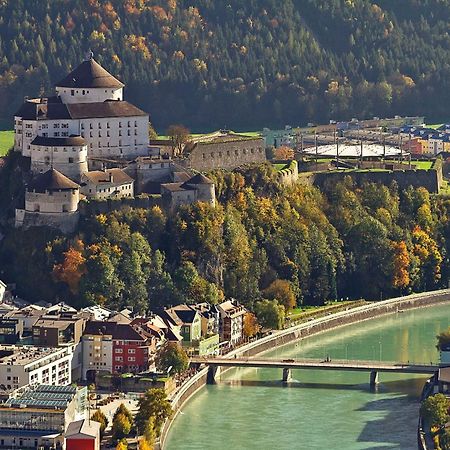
xmin=158 ymin=289 xmax=450 ymax=449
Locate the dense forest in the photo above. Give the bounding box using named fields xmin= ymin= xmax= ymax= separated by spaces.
xmin=0 ymin=0 xmax=449 ymax=130
xmin=0 ymin=160 xmax=448 ymax=314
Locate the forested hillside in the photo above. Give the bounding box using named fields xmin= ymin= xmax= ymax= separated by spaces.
xmin=0 ymin=0 xmax=449 ymax=130
xmin=0 ymin=162 xmax=448 ymax=313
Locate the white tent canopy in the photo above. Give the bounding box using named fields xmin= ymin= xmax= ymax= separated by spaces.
xmin=304 ymin=143 xmax=409 ymax=158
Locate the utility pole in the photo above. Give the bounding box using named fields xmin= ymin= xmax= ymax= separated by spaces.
xmin=336 ymin=136 xmax=339 ymax=170
xmin=315 ymin=131 xmax=318 ymax=169
xmin=360 ymin=139 xmax=363 ymax=168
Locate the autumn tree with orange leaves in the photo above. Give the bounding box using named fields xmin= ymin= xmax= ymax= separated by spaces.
xmin=392 ymin=241 xmax=410 ymax=289
xmin=53 ymin=240 xmax=86 ymax=295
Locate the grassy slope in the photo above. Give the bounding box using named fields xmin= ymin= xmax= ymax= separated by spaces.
xmin=0 ymin=131 xmax=14 ymax=156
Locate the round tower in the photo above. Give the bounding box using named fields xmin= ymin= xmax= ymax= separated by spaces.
xmin=55 ymin=56 xmax=124 ymax=104
xmin=183 ymin=173 xmax=216 ymax=206
xmin=29 ymin=135 xmax=88 ymax=182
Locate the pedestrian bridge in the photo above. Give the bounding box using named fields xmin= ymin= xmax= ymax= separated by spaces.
xmin=190 ymin=356 xmax=439 ymax=386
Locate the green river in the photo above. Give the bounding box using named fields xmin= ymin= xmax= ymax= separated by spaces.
xmin=166 ymin=304 xmax=450 ymax=449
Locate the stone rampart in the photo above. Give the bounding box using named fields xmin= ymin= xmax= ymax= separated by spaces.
xmin=78 ymin=195 xmax=162 ymax=216
xmin=313 ymin=168 xmax=440 ymax=193
xmin=157 ymin=289 xmax=450 ymax=449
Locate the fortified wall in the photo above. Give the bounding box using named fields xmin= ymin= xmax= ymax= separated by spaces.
xmin=313 ymin=168 xmax=440 ymax=193
xmin=78 ymin=195 xmax=162 ymax=216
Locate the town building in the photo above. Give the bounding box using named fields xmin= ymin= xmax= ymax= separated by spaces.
xmin=161 ymin=305 xmax=202 ymax=343
xmin=181 ymin=130 xmax=266 ymax=171
xmin=0 ymin=318 xmax=23 ymax=344
xmin=217 ymin=300 xmax=246 ymax=346
xmin=0 ymin=345 xmax=73 ymax=389
xmin=29 ymin=135 xmax=88 ymax=181
xmin=161 ymin=173 xmax=216 ymax=209
xmin=14 ymin=55 xmax=150 ymax=164
xmin=4 ymin=304 xmax=47 ymax=336
xmin=0 ymin=279 xmax=6 ymax=302
xmin=80 ymin=168 xmax=134 ymax=199
xmin=32 ymin=316 xmax=85 ymax=347
xmin=15 ymin=168 xmax=80 ymax=233
xmin=65 ymin=418 xmax=100 ymax=450
xmin=82 ymin=321 xmax=152 ymax=380
xmin=0 ymin=384 xmax=87 ymax=450
xmin=160 ymin=305 xmax=219 ymax=355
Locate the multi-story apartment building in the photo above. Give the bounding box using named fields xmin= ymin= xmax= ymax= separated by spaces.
xmin=0 ymin=346 xmax=73 ymax=390
xmin=217 ymin=300 xmax=246 ymax=346
xmin=82 ymin=321 xmax=151 ymax=380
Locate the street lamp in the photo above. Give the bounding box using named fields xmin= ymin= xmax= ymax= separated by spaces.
xmin=379 ymin=341 xmax=382 ymax=362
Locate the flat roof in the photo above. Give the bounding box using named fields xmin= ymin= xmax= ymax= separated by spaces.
xmin=3 ymin=385 xmax=78 ymax=410
xmin=0 ymin=346 xmax=65 ymax=366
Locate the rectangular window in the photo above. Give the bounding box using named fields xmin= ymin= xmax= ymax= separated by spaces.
xmin=71 ymin=90 xmax=74 ymax=96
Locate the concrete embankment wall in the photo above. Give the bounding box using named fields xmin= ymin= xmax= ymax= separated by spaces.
xmin=157 ymin=289 xmax=450 ymax=449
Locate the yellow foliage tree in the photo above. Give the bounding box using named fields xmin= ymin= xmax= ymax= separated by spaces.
xmin=392 ymin=241 xmax=410 ymax=289
xmin=243 ymin=312 xmax=260 ymax=338
xmin=263 ymin=279 xmax=296 ymax=311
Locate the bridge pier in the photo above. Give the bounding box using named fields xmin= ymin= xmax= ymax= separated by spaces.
xmin=370 ymin=370 xmax=379 ymax=388
xmin=282 ymin=368 xmax=292 ymax=383
xmin=207 ymin=365 xmax=221 ymax=384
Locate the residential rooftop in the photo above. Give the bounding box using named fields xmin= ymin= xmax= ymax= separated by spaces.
xmin=0 ymin=346 xmax=66 ymax=366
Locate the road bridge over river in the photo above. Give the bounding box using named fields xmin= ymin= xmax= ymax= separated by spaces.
xmin=190 ymin=357 xmax=439 ymax=386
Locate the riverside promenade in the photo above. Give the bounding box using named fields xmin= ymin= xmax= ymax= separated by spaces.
xmin=157 ymin=289 xmax=450 ymax=449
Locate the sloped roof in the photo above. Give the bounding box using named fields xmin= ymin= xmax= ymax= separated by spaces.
xmin=82 ymin=168 xmax=134 ymax=186
xmin=67 ymin=101 xmax=146 ymax=119
xmin=83 ymin=321 xmax=146 ymax=341
xmin=165 ymin=305 xmax=198 ymax=324
xmin=182 ymin=173 xmax=213 ymax=187
xmin=31 ymin=135 xmax=86 ymax=147
xmin=15 ymin=99 xmax=147 ymax=120
xmin=27 ymin=169 xmax=79 ymax=192
xmin=56 ymin=58 xmax=124 ymax=89
xmin=66 ymin=419 xmax=100 ymax=439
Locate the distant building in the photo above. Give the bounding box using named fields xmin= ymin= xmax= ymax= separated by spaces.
xmin=0 ymin=280 xmax=6 ymax=303
xmin=262 ymin=127 xmax=294 ymax=148
xmin=32 ymin=316 xmax=85 ymax=347
xmin=0 ymin=345 xmax=73 ymax=389
xmin=15 ymin=168 xmax=80 ymax=233
xmin=29 ymin=135 xmax=88 ymax=181
xmin=0 ymin=318 xmax=23 ymax=344
xmin=160 ymin=305 xmax=202 ymax=343
xmin=182 ymin=130 xmax=266 ymax=171
xmin=217 ymin=300 xmax=246 ymax=346
xmin=65 ymin=418 xmax=100 ymax=450
xmin=161 ymin=173 xmax=216 ymax=209
xmin=82 ymin=321 xmax=153 ymax=380
xmin=80 ymin=168 xmax=134 ymax=199
xmin=0 ymin=384 xmax=87 ymax=450
xmin=14 ymin=55 xmax=150 ymax=164
xmin=160 ymin=305 xmax=219 ymax=356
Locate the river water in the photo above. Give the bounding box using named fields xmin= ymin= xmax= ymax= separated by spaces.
xmin=166 ymin=304 xmax=450 ymax=450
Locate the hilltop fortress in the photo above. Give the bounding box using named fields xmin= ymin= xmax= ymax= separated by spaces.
xmin=11 ymin=55 xmax=267 ymax=233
